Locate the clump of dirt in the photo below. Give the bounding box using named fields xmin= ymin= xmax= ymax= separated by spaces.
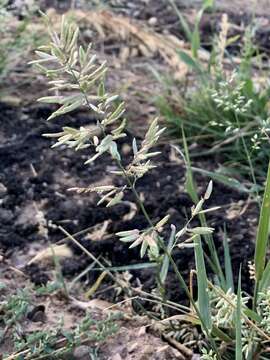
xmin=0 ymin=102 xmax=257 ymax=306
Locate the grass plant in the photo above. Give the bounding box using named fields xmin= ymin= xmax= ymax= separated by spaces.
xmin=158 ymin=4 xmax=270 ymax=192
xmin=30 ymin=13 xmax=270 ymax=359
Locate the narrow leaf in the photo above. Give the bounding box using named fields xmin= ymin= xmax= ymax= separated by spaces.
xmin=259 ymin=260 xmax=270 ymax=291
xmin=178 ymin=50 xmax=203 ymax=73
xmin=223 ymin=227 xmax=234 ymax=292
xmin=255 ymin=161 xmax=270 ymax=284
xmin=89 ymin=262 xmax=157 ymax=272
xmin=168 ymin=0 xmax=192 ymax=41
xmin=194 ymin=235 xmax=212 ymax=331
xmin=160 ymin=225 xmax=176 ymax=285
xmin=191 ymin=167 xmax=250 ymax=193
xmin=235 ymin=268 xmax=242 ymax=360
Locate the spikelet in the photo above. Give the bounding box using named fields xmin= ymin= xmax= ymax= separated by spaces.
xmin=217 ymin=13 xmax=229 ymax=71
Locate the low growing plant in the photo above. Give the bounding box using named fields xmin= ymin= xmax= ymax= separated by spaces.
xmin=31 ymin=14 xmax=270 ymax=359
xmin=0 ymin=286 xmax=119 ymax=359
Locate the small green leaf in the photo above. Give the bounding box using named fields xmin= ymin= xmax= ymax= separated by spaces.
xmin=98 ymin=82 xmax=105 ymax=97
xmin=79 ymin=46 xmax=86 ymax=66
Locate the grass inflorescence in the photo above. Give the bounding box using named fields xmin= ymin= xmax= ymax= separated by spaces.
xmin=29 ymin=12 xmax=270 ymax=359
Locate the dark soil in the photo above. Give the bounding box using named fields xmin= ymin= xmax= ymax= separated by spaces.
xmin=0 ymin=102 xmax=258 ymax=308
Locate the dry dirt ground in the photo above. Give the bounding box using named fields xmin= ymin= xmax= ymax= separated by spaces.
xmin=0 ymin=262 xmax=188 ymax=360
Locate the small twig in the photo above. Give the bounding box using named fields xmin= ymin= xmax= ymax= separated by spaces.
xmin=163 ymin=333 xmax=193 ymax=359
xmin=211 ymin=121 xmax=256 ymax=152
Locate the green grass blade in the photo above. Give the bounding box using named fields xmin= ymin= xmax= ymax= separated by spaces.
xmin=243 ymin=308 xmax=262 ymax=323
xmin=160 ymin=225 xmax=176 ymax=285
xmin=203 ymin=0 xmax=214 ymax=6
xmin=191 ymin=30 xmax=200 ymax=59
xmin=192 ymin=7 xmax=206 ymax=58
xmin=191 ymin=167 xmax=251 ymax=194
xmin=170 ymin=0 xmax=212 ymax=59
xmin=88 ymin=262 xmax=158 ymax=272
xmin=162 ymin=244 xmax=220 ymax=358
xmin=235 ymin=267 xmax=242 ymax=360
xmin=223 ymin=226 xmax=234 ymax=292
xmin=194 ymin=235 xmax=212 ymax=331
xmin=181 ymin=127 xmax=200 ymax=207
xmin=212 ymin=325 xmax=233 ymax=343
xmin=168 ymin=0 xmax=192 ymax=42
xmin=259 ymin=260 xmax=270 ymax=292
xmin=255 ymin=161 xmax=270 ymax=285
xmin=181 ymin=128 xmax=226 ymax=288
xmin=178 ymin=50 xmax=203 ymax=74
xmin=182 ymin=128 xmax=199 ymax=204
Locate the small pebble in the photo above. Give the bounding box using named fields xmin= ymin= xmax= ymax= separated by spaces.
xmin=73 ymin=345 xmax=91 ymax=360
xmin=192 ymin=355 xmax=201 ymax=360
xmin=0 ymin=183 xmax=7 ymax=197
xmin=148 ymin=17 xmax=157 ymax=26
xmin=122 ymin=143 xmax=131 ymax=155
xmin=27 ymin=305 xmax=46 ymax=322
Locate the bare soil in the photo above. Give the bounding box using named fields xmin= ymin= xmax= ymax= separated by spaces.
xmin=0 ymin=262 xmax=183 ymax=359
xmin=0 ymin=0 xmax=267 ymax=358
xmin=0 ymin=102 xmax=257 ymax=302
xmin=0 ymin=99 xmax=257 ymax=358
